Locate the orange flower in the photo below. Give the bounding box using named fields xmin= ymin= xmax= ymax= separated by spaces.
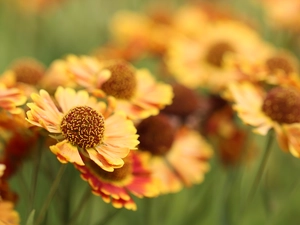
xmin=26 ymin=87 xmax=139 ymax=172
xmin=0 ymin=201 xmax=20 ymax=225
xmin=75 ymin=151 xmax=159 ymax=210
xmin=137 ymin=114 xmax=213 ymax=194
xmin=0 ymin=83 xmax=26 ymax=114
xmin=0 ymin=58 xmax=46 ymax=97
xmin=59 ymin=55 xmax=173 ymax=120
xmin=227 ymin=81 xmax=300 ymax=157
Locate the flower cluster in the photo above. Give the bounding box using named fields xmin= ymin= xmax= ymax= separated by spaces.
xmin=2 ymin=0 xmax=300 ymax=224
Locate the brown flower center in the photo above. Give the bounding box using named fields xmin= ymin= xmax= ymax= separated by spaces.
xmin=205 ymin=42 xmax=235 ymax=67
xmin=262 ymin=87 xmax=300 ymax=124
xmin=88 ymin=156 xmax=132 ymax=182
xmin=162 ymin=83 xmax=199 ymax=117
xmin=60 ymin=106 xmax=105 ymax=149
xmin=101 ymin=61 xmax=137 ymax=100
xmin=11 ymin=58 xmax=45 ymax=85
xmin=137 ymin=114 xmax=176 ymax=155
xmin=265 ymin=56 xmax=294 ymax=75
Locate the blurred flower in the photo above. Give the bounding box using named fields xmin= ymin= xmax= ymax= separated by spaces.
xmin=75 ymin=151 xmax=159 ymax=210
xmin=204 ymin=104 xmax=255 ymax=166
xmin=0 ymin=201 xmax=20 ymax=225
xmin=227 ymin=81 xmax=300 ymax=157
xmin=109 ymin=10 xmax=175 ymax=56
xmin=1 ymin=58 xmax=46 ymax=97
xmin=0 ymin=111 xmax=38 ymax=179
xmin=166 ymin=20 xmax=268 ymax=92
xmin=63 ymin=55 xmax=173 ymax=120
xmin=0 ymin=83 xmax=26 ymax=114
xmin=26 ymin=87 xmax=139 ymax=172
xmin=137 ymin=114 xmax=213 ymax=194
xmin=0 ymin=165 xmax=20 ymax=225
xmin=260 ymin=0 xmax=300 ymax=32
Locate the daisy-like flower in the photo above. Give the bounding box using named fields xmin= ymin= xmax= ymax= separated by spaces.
xmin=227 ymin=81 xmax=300 ymax=157
xmin=0 ymin=58 xmax=46 ymax=97
xmin=59 ymin=55 xmax=173 ymax=120
xmin=75 ymin=151 xmax=159 ymax=210
xmin=0 ymin=83 xmax=26 ymax=114
xmin=137 ymin=113 xmax=213 ymax=194
xmin=26 ymin=87 xmax=139 ymax=171
xmin=166 ymin=20 xmax=269 ymax=92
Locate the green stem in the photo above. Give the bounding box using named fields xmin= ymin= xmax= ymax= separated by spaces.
xmin=95 ymin=208 xmax=122 ymax=225
xmin=244 ymin=130 xmax=274 ymax=209
xmin=30 ymin=137 xmax=44 ymax=211
xmin=35 ymin=164 xmax=67 ymax=225
xmin=67 ymin=186 xmax=92 ymax=225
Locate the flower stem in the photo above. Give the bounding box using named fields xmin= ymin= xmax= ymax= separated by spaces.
xmin=67 ymin=186 xmax=92 ymax=225
xmin=35 ymin=164 xmax=67 ymax=225
xmin=244 ymin=130 xmax=274 ymax=209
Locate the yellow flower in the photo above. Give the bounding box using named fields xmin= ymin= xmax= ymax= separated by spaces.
xmin=227 ymin=81 xmax=300 ymax=157
xmin=75 ymin=151 xmax=159 ymax=210
xmin=60 ymin=55 xmax=173 ymax=120
xmin=137 ymin=114 xmax=213 ymax=194
xmin=26 ymin=87 xmax=139 ymax=172
xmin=166 ymin=20 xmax=268 ymax=92
xmin=0 ymin=83 xmax=26 ymax=114
xmin=0 ymin=201 xmax=20 ymax=225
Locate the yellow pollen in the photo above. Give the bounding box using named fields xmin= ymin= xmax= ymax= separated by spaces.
xmin=60 ymin=106 xmax=105 ymax=149
xmin=102 ymin=61 xmax=137 ymax=100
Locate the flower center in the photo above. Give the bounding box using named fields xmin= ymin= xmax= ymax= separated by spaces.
xmin=60 ymin=106 xmax=105 ymax=149
xmin=89 ymin=156 xmax=133 ymax=182
xmin=162 ymin=83 xmax=199 ymax=117
xmin=265 ymin=56 xmax=294 ymax=75
xmin=101 ymin=61 xmax=137 ymax=100
xmin=11 ymin=58 xmax=45 ymax=85
xmin=137 ymin=114 xmax=176 ymax=155
xmin=205 ymin=42 xmax=235 ymax=67
xmin=262 ymin=87 xmax=300 ymax=124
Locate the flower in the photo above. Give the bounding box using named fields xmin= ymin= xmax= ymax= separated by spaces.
xmin=0 ymin=58 xmax=46 ymax=97
xmin=0 ymin=83 xmax=26 ymax=114
xmin=166 ymin=20 xmax=268 ymax=92
xmin=26 ymin=87 xmax=139 ymax=171
xmin=0 ymin=201 xmax=20 ymax=225
xmin=75 ymin=151 xmax=159 ymax=210
xmin=0 ymin=111 xmax=38 ymax=179
xmin=137 ymin=113 xmax=213 ymax=194
xmin=227 ymin=81 xmax=300 ymax=157
xmin=60 ymin=55 xmax=173 ymax=120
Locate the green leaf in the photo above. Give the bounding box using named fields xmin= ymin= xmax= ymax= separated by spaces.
xmin=25 ymin=210 xmax=35 ymax=225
